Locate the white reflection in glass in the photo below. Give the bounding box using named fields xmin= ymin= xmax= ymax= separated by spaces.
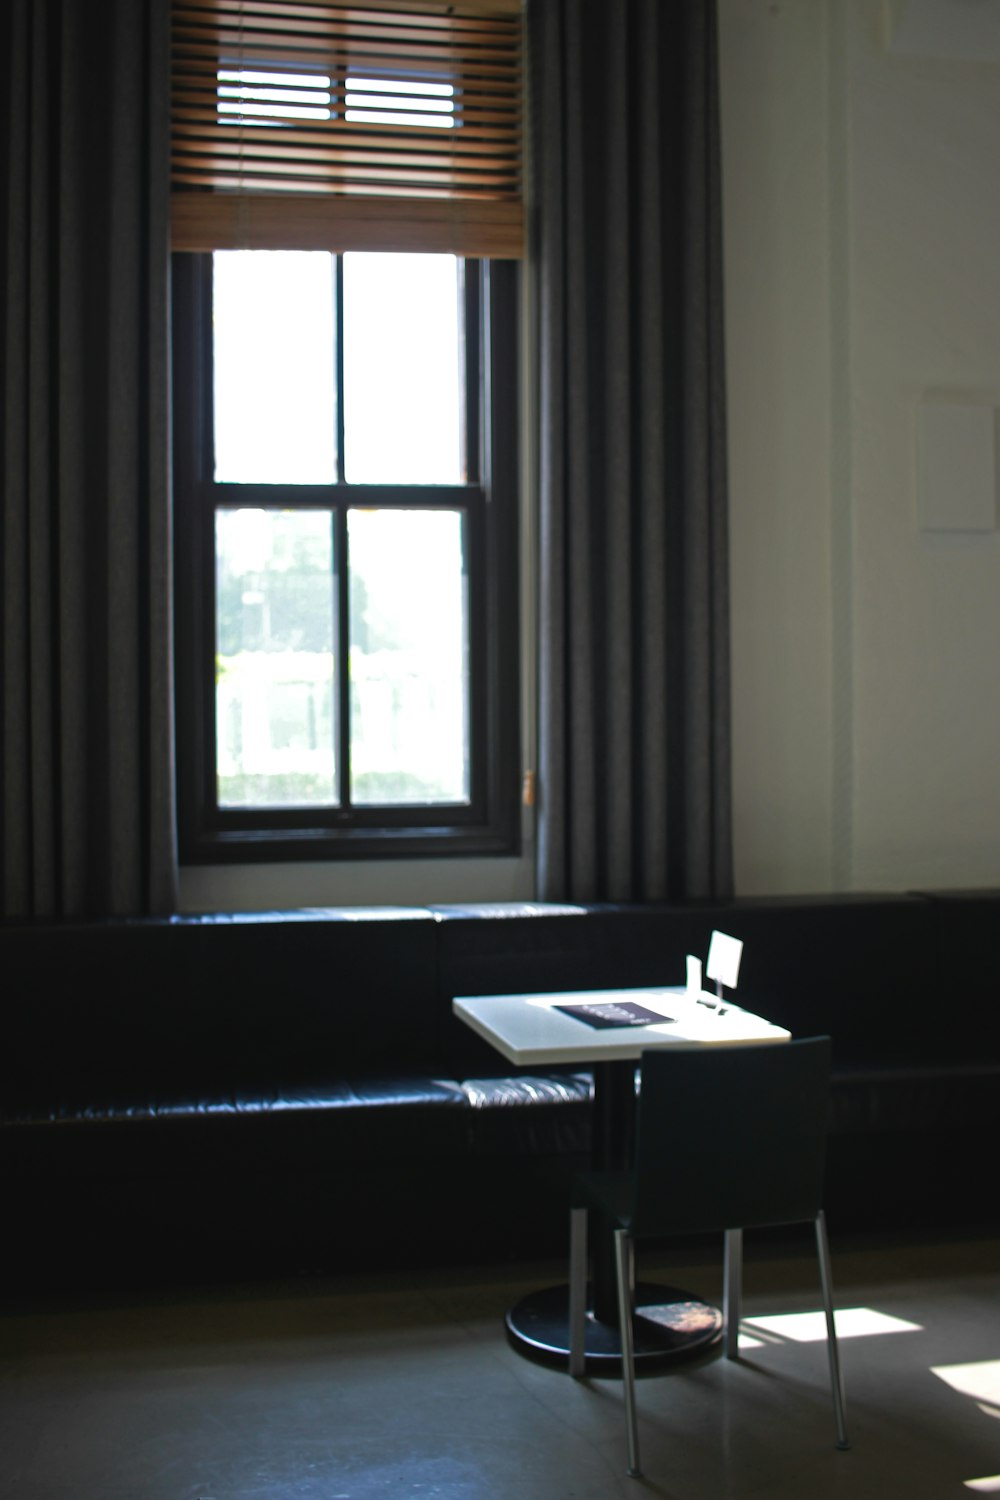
xmin=213 ymin=251 xmax=336 ymax=484
xmin=215 ymin=508 xmax=336 ymax=808
xmin=348 ymin=508 xmax=468 ymax=804
xmin=343 ymin=253 xmax=461 ymax=484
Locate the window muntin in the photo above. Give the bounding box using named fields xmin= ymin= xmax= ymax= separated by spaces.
xmin=341 ymin=253 xmax=462 ymax=484
xmin=213 ymin=251 xmax=336 ymax=484
xmin=348 ymin=507 xmax=469 ymax=805
xmin=215 ymin=507 xmax=337 ymax=809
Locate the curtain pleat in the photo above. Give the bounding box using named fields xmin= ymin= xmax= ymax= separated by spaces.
xmin=1 ymin=0 xmax=177 ymax=917
xmin=531 ymin=0 xmax=732 ymax=903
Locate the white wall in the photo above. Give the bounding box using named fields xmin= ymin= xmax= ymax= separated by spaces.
xmin=719 ymin=0 xmax=837 ymax=895
xmin=721 ymin=0 xmax=1000 ymax=895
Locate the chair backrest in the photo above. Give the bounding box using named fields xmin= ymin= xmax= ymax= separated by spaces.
xmin=629 ymin=1036 xmax=832 ymax=1238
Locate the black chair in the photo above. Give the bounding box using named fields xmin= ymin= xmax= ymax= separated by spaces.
xmin=568 ymin=1036 xmax=849 ymax=1478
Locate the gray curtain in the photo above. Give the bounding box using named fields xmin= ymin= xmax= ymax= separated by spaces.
xmin=1 ymin=0 xmax=177 ymax=916
xmin=530 ymin=0 xmax=733 ymax=904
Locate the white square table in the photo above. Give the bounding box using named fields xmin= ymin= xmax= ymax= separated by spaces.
xmin=453 ymin=984 xmax=791 ymax=1371
xmin=453 ymin=984 xmax=789 ymax=1067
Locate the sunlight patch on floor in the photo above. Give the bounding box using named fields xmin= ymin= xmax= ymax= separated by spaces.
xmin=932 ymin=1360 xmax=1000 ymax=1405
xmin=741 ymin=1308 xmax=923 ymax=1344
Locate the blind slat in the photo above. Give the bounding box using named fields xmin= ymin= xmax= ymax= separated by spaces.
xmin=173 ymin=122 xmax=519 ymax=149
xmin=176 ymin=0 xmax=521 ymax=22
xmin=171 ymin=190 xmax=523 ymax=256
xmin=174 ymin=17 xmax=514 ymax=42
xmin=175 ymin=40 xmax=520 ymax=70
xmin=170 ymin=0 xmax=524 ymax=256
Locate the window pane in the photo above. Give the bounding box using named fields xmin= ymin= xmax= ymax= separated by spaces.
xmin=345 ymin=76 xmax=455 ymax=128
xmin=343 ymin=253 xmax=461 ymax=484
xmin=217 ymin=69 xmax=332 ymax=125
xmin=216 ymin=509 xmax=336 ymax=808
xmin=348 ymin=509 xmax=468 ymax=804
xmin=213 ymin=251 xmax=336 ymax=484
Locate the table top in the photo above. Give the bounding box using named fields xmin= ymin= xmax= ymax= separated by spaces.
xmin=452 ymin=986 xmax=791 ymax=1067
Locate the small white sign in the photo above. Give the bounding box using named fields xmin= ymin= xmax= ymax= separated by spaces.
xmin=705 ymin=930 xmax=743 ymax=990
xmin=685 ymin=954 xmax=703 ymax=998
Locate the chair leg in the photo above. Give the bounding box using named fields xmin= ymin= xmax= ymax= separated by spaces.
xmin=723 ymin=1228 xmax=743 ymax=1359
xmin=614 ymin=1228 xmax=642 ymax=1478
xmin=815 ymin=1209 xmax=850 ymax=1450
xmin=569 ymin=1207 xmax=588 ymax=1378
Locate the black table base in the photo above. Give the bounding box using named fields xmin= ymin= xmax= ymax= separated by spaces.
xmin=505 ymin=1280 xmax=723 ymax=1372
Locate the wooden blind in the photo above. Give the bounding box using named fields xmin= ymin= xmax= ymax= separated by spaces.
xmin=170 ymin=0 xmax=524 ymax=257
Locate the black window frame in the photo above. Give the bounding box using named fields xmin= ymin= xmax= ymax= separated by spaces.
xmin=171 ymin=250 xmax=521 ymax=865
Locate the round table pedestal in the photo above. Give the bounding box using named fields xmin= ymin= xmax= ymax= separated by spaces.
xmin=504 ymin=1281 xmax=723 ymax=1372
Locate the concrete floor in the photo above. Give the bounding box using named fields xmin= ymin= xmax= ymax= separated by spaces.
xmin=1 ymin=1225 xmax=998 ymax=1499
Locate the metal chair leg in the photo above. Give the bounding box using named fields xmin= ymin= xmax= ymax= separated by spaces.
xmin=815 ymin=1209 xmax=850 ymax=1450
xmin=569 ymin=1207 xmax=588 ymax=1377
xmin=723 ymin=1228 xmax=743 ymax=1359
xmin=614 ymin=1228 xmax=642 ymax=1478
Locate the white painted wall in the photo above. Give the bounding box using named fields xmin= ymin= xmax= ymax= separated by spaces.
xmin=718 ymin=0 xmax=837 ymax=895
xmin=722 ymin=0 xmax=1000 ymax=895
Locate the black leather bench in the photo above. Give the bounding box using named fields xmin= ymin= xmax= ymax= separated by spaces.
xmin=2 ymin=893 xmax=998 ymax=1292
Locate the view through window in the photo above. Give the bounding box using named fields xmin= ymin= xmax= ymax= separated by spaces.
xmin=212 ymin=250 xmax=469 ymax=811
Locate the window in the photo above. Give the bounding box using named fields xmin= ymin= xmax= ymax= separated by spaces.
xmin=171 ymin=249 xmax=520 ymax=862
xmin=168 ymin=0 xmax=523 ymax=865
